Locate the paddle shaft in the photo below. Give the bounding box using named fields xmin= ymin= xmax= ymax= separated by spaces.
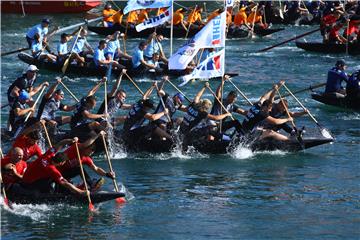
xmin=62 ymin=27 xmax=83 ymax=74
xmin=101 ymin=135 xmax=119 ymax=192
xmin=283 ymin=84 xmax=319 ymax=125
xmin=276 ymin=88 xmax=295 ymax=128
xmin=124 ymin=72 xmax=144 ymax=96
xmin=59 ymin=81 xmax=79 ymax=102
xmin=155 ymin=84 xmax=172 ymax=123
xmin=166 ymin=79 xmax=192 ymax=103
xmin=1 ymin=47 xmax=29 ymax=57
xmin=24 ymin=86 xmax=47 ymax=122
xmin=41 ymin=121 xmax=53 ymax=148
xmin=74 ymin=142 xmax=93 ymax=207
xmin=258 ymin=28 xmax=320 ymax=52
xmin=274 ymin=82 xmax=326 ymax=100
xmin=54 ymin=16 xmax=102 ymax=35
xmin=206 ymin=85 xmax=235 ymax=121
xmin=227 ymin=79 xmax=253 ymax=106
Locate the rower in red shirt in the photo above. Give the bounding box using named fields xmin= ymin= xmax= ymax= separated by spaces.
xmin=58 ymin=131 xmax=115 ymax=189
xmin=329 ymin=23 xmax=347 ymax=43
xmin=22 ymin=138 xmax=88 ymax=196
xmin=11 ymin=130 xmax=42 ymax=161
xmin=320 ymin=10 xmax=344 ymax=43
xmin=1 ymin=147 xmax=27 ymax=187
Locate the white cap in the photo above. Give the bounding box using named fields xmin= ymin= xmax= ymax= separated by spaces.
xmin=27 ymin=65 xmax=39 ymax=72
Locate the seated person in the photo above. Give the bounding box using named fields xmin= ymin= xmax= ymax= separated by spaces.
xmin=131 ymin=41 xmax=156 ymax=73
xmin=31 ymin=33 xmax=57 ymax=63
xmin=1 ymin=148 xmax=26 ymax=188
xmin=346 ymin=70 xmax=360 ymax=99
xmin=325 ymin=60 xmax=348 ymax=95
xmin=93 ymin=40 xmax=125 ymax=70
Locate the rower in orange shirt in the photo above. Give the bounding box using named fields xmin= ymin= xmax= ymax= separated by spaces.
xmin=138 ymin=9 xmax=149 ymax=24
xmin=173 ymin=8 xmax=188 ymax=30
xmin=234 ymin=5 xmax=251 ymax=30
xmin=226 ymin=7 xmax=233 ymax=26
xmin=102 ymin=3 xmax=118 ymax=27
xmin=187 ymin=6 xmax=205 ymax=26
xmin=248 ymin=7 xmax=266 ymax=29
xmin=157 ymin=7 xmax=167 ymax=16
xmin=112 ymin=9 xmax=124 ymax=26
xmin=127 ymin=10 xmax=139 ymax=28
xmin=206 ymin=8 xmax=223 ymax=23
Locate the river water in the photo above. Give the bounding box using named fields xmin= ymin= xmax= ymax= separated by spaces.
xmin=1 ymin=13 xmax=360 ymax=240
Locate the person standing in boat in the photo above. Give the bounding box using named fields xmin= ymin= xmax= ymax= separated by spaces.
xmin=241 ymin=82 xmax=294 ymax=142
xmin=122 ymin=83 xmax=172 ymax=145
xmin=70 ymin=78 xmax=109 ymax=137
xmin=97 ymin=70 xmax=133 ymax=127
xmin=57 ymin=133 xmax=115 ymax=192
xmin=70 ymin=28 xmax=94 ymax=66
xmin=21 ymin=138 xmax=89 ymax=196
xmin=179 ymin=82 xmax=232 ymax=143
xmin=325 ymin=60 xmax=348 ymax=96
xmin=37 ymin=78 xmax=77 ymax=132
xmin=1 ymin=148 xmax=26 ymax=188
xmin=25 ymin=18 xmax=50 ymax=48
xmin=105 ymin=31 xmax=132 ymax=62
xmin=93 ymin=39 xmax=125 ymax=70
xmin=31 ymin=33 xmax=57 ymax=63
xmin=144 ymin=33 xmax=168 ymax=64
xmin=131 ymin=41 xmax=157 ymax=74
xmin=346 ymin=69 xmax=360 ymax=100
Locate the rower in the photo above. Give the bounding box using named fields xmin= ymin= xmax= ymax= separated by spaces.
xmin=234 ymin=5 xmax=251 ymax=29
xmin=56 ymin=28 xmax=79 ymax=64
xmin=138 ymin=9 xmax=149 ymax=24
xmin=241 ymin=82 xmax=294 ymax=142
xmin=57 ymin=133 xmax=115 ymax=191
xmin=146 ymin=53 xmax=163 ymax=74
xmin=153 ymin=76 xmax=188 ymax=131
xmin=325 ymin=60 xmax=348 ymax=96
xmin=97 ymin=69 xmax=132 ymax=126
xmin=320 ymin=10 xmax=344 ymax=43
xmin=328 ymin=22 xmax=347 ymax=44
xmin=226 ymin=7 xmax=233 ymax=26
xmin=70 ymin=28 xmax=94 ymax=66
xmin=1 ymin=148 xmax=26 ymax=188
xmin=127 ymin=10 xmax=140 ymax=28
xmin=122 ymin=83 xmax=171 ymax=145
xmin=131 ymin=41 xmax=156 ymax=74
xmin=187 ymin=6 xmax=205 ymax=26
xmin=70 ymin=78 xmax=109 ymax=136
xmin=102 ymin=3 xmax=118 ymax=27
xmin=173 ymin=8 xmax=188 ymax=31
xmin=37 ymin=78 xmax=76 ymax=132
xmin=25 ymin=18 xmax=50 ymax=48
xmin=21 ymin=138 xmax=89 ymax=196
xmin=179 ymin=82 xmax=231 ymax=143
xmin=144 ymin=33 xmax=168 ymax=64
xmin=31 ymin=33 xmax=57 ymax=63
xmin=11 ymin=130 xmax=42 ymax=162
xmin=7 ymin=65 xmax=48 ymax=107
xmin=93 ymin=39 xmax=125 ymax=70
xmin=105 ymin=31 xmax=131 ymax=62
xmin=346 ymin=70 xmax=360 ymax=99
xmin=8 ymin=90 xmax=36 ymax=135
xmin=208 ymin=77 xmax=247 ymax=140
xmin=206 ymin=8 xmax=223 ymax=23
xmin=157 ymin=7 xmax=167 ymax=16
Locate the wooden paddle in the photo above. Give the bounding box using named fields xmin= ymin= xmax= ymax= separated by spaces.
xmin=283 ymin=83 xmax=333 ymax=139
xmin=59 ymin=81 xmax=79 ymax=102
xmin=0 ymin=148 xmax=12 ymax=209
xmin=124 ymin=72 xmax=144 ymax=96
xmin=155 ymin=82 xmax=172 ymax=123
xmin=227 ymin=78 xmax=253 ymax=106
xmin=274 ymin=82 xmax=326 ymax=100
xmin=206 ymin=84 xmax=235 ymax=121
xmin=165 ymin=78 xmax=192 ymax=103
xmin=41 ymin=121 xmax=53 ymax=148
xmin=257 ymin=28 xmax=320 ymax=52
xmin=61 ymin=26 xmax=83 ymax=75
xmin=74 ymin=141 xmax=95 ymax=211
xmin=24 ymin=85 xmax=47 ymax=122
xmin=1 ymin=47 xmax=30 ymax=57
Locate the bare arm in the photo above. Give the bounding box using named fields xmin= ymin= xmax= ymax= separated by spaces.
xmin=62 ymin=104 xmax=76 ymax=112
xmin=53 ymin=138 xmax=76 ymax=152
xmin=87 ymin=78 xmax=105 ymax=97
xmin=29 ymin=82 xmax=49 ymax=97
xmin=265 ymin=116 xmax=292 ymax=125
xmin=82 ymin=110 xmax=107 ymax=120
xmin=121 ymin=104 xmax=133 ymax=110
xmin=109 ymin=70 xmax=126 ymax=97
xmin=215 ymin=82 xmax=223 ymax=100
xmin=78 ymin=131 xmax=103 ymax=150
xmin=59 ymin=179 xmax=87 ymax=195
xmin=144 ymin=110 xmax=168 ymax=121
xmin=235 ymin=108 xmax=247 ymax=116
xmin=208 ymin=112 xmax=231 ymax=121
xmin=44 ymin=78 xmax=61 ymax=99
xmin=14 ymin=106 xmax=34 ymax=117
xmin=194 ymin=85 xmax=207 ymax=104
xmin=143 ymin=84 xmax=155 ymax=100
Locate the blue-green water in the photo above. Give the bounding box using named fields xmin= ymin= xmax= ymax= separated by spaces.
xmin=1 ymin=13 xmax=360 ymax=240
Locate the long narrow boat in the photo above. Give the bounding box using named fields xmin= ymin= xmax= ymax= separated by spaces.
xmin=295 ymin=41 xmax=360 ymax=55
xmin=18 ymin=53 xmax=238 ymax=79
xmin=87 ymin=24 xmax=284 ymax=39
xmin=1 ymin=0 xmax=101 ymax=14
xmin=311 ymin=92 xmax=360 ymax=111
xmin=5 ymin=184 xmax=125 ymax=205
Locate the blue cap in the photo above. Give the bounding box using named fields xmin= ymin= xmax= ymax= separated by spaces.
xmin=19 ymin=90 xmax=30 ymax=101
xmin=42 ymin=18 xmax=51 ymax=24
xmin=336 ymin=59 xmax=346 ymax=67
xmin=174 ymin=92 xmax=185 ymax=102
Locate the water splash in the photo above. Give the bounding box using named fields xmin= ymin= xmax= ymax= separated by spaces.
xmin=229 ymin=142 xmax=254 ymax=160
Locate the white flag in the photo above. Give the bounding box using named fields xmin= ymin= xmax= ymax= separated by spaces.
xmin=124 ymin=0 xmax=172 ymax=15
xmin=169 ymin=12 xmax=226 ymax=70
xmin=180 ymin=49 xmax=225 ymax=86
xmin=136 ymin=6 xmax=172 ymax=32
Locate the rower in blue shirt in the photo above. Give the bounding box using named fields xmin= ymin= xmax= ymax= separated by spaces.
xmin=131 ymin=41 xmax=156 ymax=73
xmin=325 ymin=59 xmax=348 ymax=95
xmin=143 ymin=33 xmax=168 ymax=64
xmin=346 ymin=70 xmax=360 ymax=99
xmin=25 ymin=18 xmax=50 ymax=48
xmin=70 ymin=29 xmax=94 ymax=66
xmin=104 ymin=31 xmax=132 ymax=61
xmin=93 ymin=40 xmax=125 ymax=70
xmin=31 ymin=33 xmax=57 ymax=63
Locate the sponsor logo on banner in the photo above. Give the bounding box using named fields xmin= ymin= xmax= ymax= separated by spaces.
xmin=143 ymin=11 xmax=169 ymax=26
xmin=211 ymin=15 xmax=222 ymax=45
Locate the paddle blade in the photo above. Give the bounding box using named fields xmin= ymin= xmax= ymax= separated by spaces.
xmin=62 ymin=58 xmax=70 ymax=74
xmin=89 ymin=202 xmax=95 ymax=211
xmin=115 ymin=197 xmax=126 ymax=204
xmin=321 ymin=128 xmax=333 ymax=139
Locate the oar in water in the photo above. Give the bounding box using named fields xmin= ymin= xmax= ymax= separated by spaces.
xmin=274 ymin=82 xmax=326 ymax=100
xmin=227 ymin=78 xmax=253 ymax=106
xmin=0 ymin=148 xmax=12 ymax=209
xmin=257 ymin=28 xmax=320 ymax=52
xmin=206 ymin=83 xmax=235 ymax=121
xmin=74 ymin=141 xmax=95 ymax=211
xmin=283 ymin=83 xmax=333 ymax=139
xmin=41 ymin=121 xmax=53 ymax=148
xmin=124 ymin=72 xmax=144 ymax=96
xmin=100 ymin=133 xmax=126 ymax=204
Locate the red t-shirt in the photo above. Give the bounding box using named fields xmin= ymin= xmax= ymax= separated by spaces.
xmin=329 ymin=25 xmax=342 ymax=39
xmin=22 ymin=148 xmax=64 ymax=184
xmin=57 ymin=144 xmax=94 ymax=173
xmin=1 ymin=156 xmax=27 ymax=184
xmin=12 ymin=135 xmax=43 ymax=161
xmin=322 ymin=15 xmax=337 ymax=25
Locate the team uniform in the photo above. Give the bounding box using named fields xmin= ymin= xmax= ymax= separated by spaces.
xmin=325 ymin=67 xmax=348 ymax=94
xmin=153 ymin=94 xmax=180 ymax=125
xmin=93 ymin=47 xmax=106 ymax=67
xmin=26 ymin=24 xmax=48 ymax=47
xmin=12 ymin=135 xmax=43 ymax=161
xmin=0 ymin=155 xmax=27 ymax=185
xmin=37 ymin=96 xmax=66 ymax=124
xmin=70 ymin=98 xmax=92 ymax=133
xmin=242 ymin=103 xmax=269 ymax=139
xmin=131 ymin=48 xmax=145 ymax=72
xmin=346 ymin=70 xmax=360 ymax=99
xmin=210 ymin=100 xmax=244 ymax=135
xmin=7 ymin=74 xmax=37 ymax=106
xmin=57 ymin=41 xmax=69 ymax=63
xmin=104 ymin=39 xmax=121 ymax=60
xmin=144 ymin=39 xmax=161 ymax=60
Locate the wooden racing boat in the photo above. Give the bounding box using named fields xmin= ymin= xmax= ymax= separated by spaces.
xmin=18 ymin=53 xmax=238 ymax=79
xmin=311 ymin=92 xmax=360 ymax=111
xmin=87 ymin=24 xmax=284 ymax=39
xmin=295 ymin=41 xmax=360 ymax=55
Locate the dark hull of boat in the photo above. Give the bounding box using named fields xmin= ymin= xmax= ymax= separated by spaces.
xmin=311 ymin=92 xmax=360 ymax=111
xmin=18 ymin=53 xmax=238 ymax=79
xmin=296 ymin=42 xmax=360 ymax=55
xmin=87 ymin=25 xmax=284 ymax=39
xmin=6 ymin=185 xmax=125 ymax=205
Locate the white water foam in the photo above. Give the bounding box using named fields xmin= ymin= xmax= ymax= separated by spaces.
xmin=230 ymin=143 xmax=254 ymax=160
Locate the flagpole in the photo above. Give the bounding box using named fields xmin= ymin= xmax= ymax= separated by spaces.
xmin=170 ymin=0 xmax=174 ymax=55
xmin=220 ymin=2 xmax=227 ymax=134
